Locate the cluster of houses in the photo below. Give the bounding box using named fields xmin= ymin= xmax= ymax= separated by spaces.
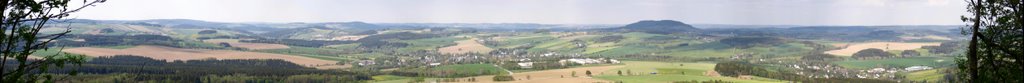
xmin=558 ymin=58 xmax=621 ymax=65
xmin=787 ymin=62 xmax=936 ymax=80
xmin=350 ymin=49 xmax=620 ymax=71
xmin=514 ymin=58 xmax=621 ymax=69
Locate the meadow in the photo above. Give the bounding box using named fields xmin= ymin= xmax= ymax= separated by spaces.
xmin=835 ymin=57 xmax=953 ymax=69
xmin=907 ymin=68 xmax=945 ymax=82
xmin=594 ymin=61 xmax=788 ymax=83
xmin=204 ymin=39 xmax=291 ymax=50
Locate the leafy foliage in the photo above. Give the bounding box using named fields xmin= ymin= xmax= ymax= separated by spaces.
xmin=1 ymin=0 xmax=105 ymax=82
xmin=901 ymin=50 xmax=921 ymax=57
xmin=492 ymin=75 xmax=515 ymax=81
xmin=714 ymin=61 xmax=896 ymax=83
xmin=19 ymin=55 xmax=372 ymax=82
xmin=851 ymin=48 xmax=893 ymax=60
xmin=959 ymin=0 xmax=1024 ymax=82
xmin=197 ymin=30 xmax=218 ymax=34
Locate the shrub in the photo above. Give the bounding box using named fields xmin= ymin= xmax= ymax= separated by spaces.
xmin=492 ymin=75 xmax=515 ymax=81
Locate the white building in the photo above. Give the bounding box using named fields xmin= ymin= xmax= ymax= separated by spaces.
xmin=904 ymin=66 xmax=933 ymax=71
xmin=558 ymin=58 xmax=619 ymax=65
xmin=518 ymin=62 xmax=534 ymax=68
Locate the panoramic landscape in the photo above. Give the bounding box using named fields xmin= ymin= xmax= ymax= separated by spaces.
xmin=2 ymin=0 xmax=1022 ymax=83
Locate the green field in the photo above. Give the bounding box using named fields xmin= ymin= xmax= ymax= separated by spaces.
xmin=494 ymin=34 xmax=558 ymax=48
xmin=396 ymin=37 xmax=463 ymax=52
xmin=94 ymin=45 xmax=138 ymax=49
xmin=907 ymin=69 xmax=945 ymax=82
xmin=31 ymin=48 xmax=68 ymax=57
xmin=431 ymin=64 xmax=510 ymax=75
xmin=369 ymin=75 xmax=413 ymax=83
xmin=596 ymin=61 xmax=787 ymax=83
xmin=590 ymin=40 xmax=813 ymax=59
xmin=583 ymin=42 xmax=621 ymax=54
xmin=596 ymin=74 xmax=787 ymax=83
xmin=835 ymin=57 xmax=953 ymax=69
xmin=255 ymin=47 xmax=355 ymax=61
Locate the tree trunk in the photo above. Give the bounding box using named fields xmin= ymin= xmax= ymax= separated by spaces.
xmin=968 ymin=0 xmax=981 ymax=82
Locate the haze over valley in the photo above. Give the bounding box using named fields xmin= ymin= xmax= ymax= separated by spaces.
xmin=3 ymin=0 xmax=999 ymax=83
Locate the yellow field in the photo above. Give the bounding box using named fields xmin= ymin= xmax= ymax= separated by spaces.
xmin=824 ymin=42 xmax=941 ymax=56
xmin=63 ymin=45 xmax=344 ymax=69
xmin=438 ymin=38 xmax=494 ymax=54
xmin=204 ymin=39 xmax=290 ymax=50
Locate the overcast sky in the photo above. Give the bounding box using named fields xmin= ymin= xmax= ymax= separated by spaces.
xmin=70 ymin=0 xmax=967 ymax=25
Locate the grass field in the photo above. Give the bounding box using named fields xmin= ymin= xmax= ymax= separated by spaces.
xmin=28 ymin=48 xmax=75 ymax=59
xmin=432 ymin=64 xmax=509 ymax=75
xmin=835 ymin=57 xmax=953 ymax=69
xmin=667 ymin=42 xmax=812 ymax=58
xmin=452 ymin=65 xmax=624 ymax=83
xmin=369 ymin=75 xmax=413 ymax=83
xmin=397 ymin=37 xmax=463 ymax=52
xmin=907 ymin=69 xmax=944 ymax=82
xmin=94 ymin=45 xmax=138 ymax=49
xmin=204 ymin=39 xmax=290 ymax=50
xmin=583 ymin=42 xmax=621 ymax=54
xmin=528 ymin=38 xmax=574 ymax=52
xmin=596 ymin=61 xmax=787 ymax=83
xmin=495 ymin=35 xmax=558 ymax=48
xmin=255 ymin=47 xmax=354 ymax=62
xmin=591 ymin=41 xmax=813 ymax=59
xmin=596 ymin=74 xmax=786 ymax=83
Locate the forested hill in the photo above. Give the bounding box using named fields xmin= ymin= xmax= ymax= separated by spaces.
xmin=613 ymin=20 xmax=701 ymax=34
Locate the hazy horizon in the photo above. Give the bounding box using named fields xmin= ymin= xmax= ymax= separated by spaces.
xmin=72 ymin=0 xmax=967 ymax=26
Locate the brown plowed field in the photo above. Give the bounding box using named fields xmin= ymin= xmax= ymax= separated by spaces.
xmin=63 ymin=45 xmax=341 ymax=69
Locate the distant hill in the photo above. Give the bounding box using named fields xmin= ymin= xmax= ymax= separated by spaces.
xmin=319 ymin=21 xmax=385 ymax=31
xmin=610 ymin=20 xmax=700 ymax=34
xmin=259 ymin=26 xmax=346 ymax=39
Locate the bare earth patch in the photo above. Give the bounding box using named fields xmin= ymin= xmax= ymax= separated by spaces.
xmin=452 ymin=65 xmax=624 ymax=83
xmin=438 ymin=38 xmax=494 ymax=54
xmin=204 ymin=39 xmax=290 ymax=50
xmin=824 ymin=42 xmax=941 ymax=56
xmin=63 ymin=45 xmax=343 ymax=69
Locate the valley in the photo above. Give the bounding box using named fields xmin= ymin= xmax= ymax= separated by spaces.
xmin=22 ymin=19 xmax=964 ymax=83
